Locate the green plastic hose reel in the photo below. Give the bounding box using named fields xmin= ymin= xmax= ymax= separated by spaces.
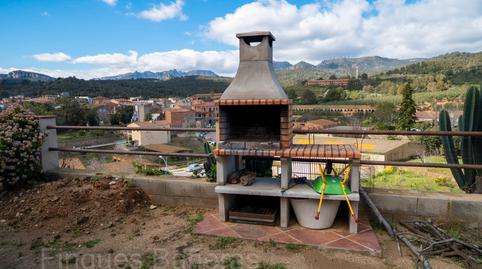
xmin=311 ymin=175 xmax=351 ymax=195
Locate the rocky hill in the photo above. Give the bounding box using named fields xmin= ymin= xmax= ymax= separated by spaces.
xmin=99 ymin=69 xmax=218 ymax=80
xmin=0 ymin=70 xmax=54 ymax=81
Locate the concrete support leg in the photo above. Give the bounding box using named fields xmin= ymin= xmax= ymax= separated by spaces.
xmin=280 ymin=197 xmax=290 ymax=228
xmin=218 ymin=194 xmax=233 ymax=222
xmin=38 ymin=116 xmax=59 ymax=172
xmin=281 ymin=158 xmax=292 ymax=190
xmin=349 ymin=201 xmax=359 ymax=234
xmin=216 ymin=156 xmax=236 ymax=185
xmin=350 ymin=159 xmax=360 ymax=193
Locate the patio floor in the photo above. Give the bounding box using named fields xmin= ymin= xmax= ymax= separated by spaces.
xmin=194 ymin=210 xmax=381 ymax=254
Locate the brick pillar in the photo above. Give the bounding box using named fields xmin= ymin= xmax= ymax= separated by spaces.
xmin=38 ymin=116 xmax=59 ymax=172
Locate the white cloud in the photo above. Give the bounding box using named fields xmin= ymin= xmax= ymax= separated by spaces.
xmin=40 ymin=11 xmax=50 ymax=17
xmin=138 ymin=49 xmax=237 ymax=75
xmin=32 ymin=52 xmax=71 ymax=62
xmin=73 ymin=51 xmax=138 ymax=66
xmin=101 ymin=0 xmax=117 ymax=6
xmin=205 ymin=0 xmax=482 ymax=61
xmin=35 ymin=49 xmax=237 ymax=79
xmin=68 ymin=49 xmax=238 ymax=78
xmin=138 ymin=0 xmax=187 ymax=22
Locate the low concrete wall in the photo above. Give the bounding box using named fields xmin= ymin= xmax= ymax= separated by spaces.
xmin=46 ymin=169 xmax=218 ymax=208
xmin=132 ymin=176 xmax=217 ymax=208
xmin=366 ymin=189 xmax=482 ymax=229
xmin=46 ymin=169 xmax=482 ymax=228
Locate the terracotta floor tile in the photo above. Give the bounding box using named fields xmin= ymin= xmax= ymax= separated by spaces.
xmin=331 ymin=223 xmax=372 ymax=237
xmin=193 ymin=214 xmax=227 ymax=233
xmin=231 ymin=224 xmax=273 ymax=239
xmin=202 ymin=227 xmax=240 ymax=238
xmin=259 ymin=232 xmax=301 ymax=244
xmin=345 ymin=230 xmax=381 ymax=251
xmin=326 ymin=238 xmax=370 ymax=252
xmin=194 ymin=211 xmax=381 ymax=254
xmin=287 ymin=228 xmax=342 ymax=245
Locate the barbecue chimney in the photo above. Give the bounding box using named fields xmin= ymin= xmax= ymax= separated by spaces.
xmin=216 ymin=31 xmax=292 ymax=149
xmin=221 ymin=32 xmax=287 ymax=100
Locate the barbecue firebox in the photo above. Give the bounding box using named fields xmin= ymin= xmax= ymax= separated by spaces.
xmin=214 ymin=32 xmax=361 ymax=233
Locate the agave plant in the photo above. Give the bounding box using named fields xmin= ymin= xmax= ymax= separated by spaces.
xmin=203 ymin=142 xmax=216 ymax=182
xmin=439 ymin=86 xmax=482 ymax=193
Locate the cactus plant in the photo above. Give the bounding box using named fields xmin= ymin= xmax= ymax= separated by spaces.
xmin=203 ymin=142 xmax=216 ymax=181
xmin=439 ymin=86 xmax=482 ymax=193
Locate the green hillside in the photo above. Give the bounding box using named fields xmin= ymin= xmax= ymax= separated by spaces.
xmin=387 ymin=51 xmax=482 ymax=85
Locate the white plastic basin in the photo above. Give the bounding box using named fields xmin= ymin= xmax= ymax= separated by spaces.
xmin=290 ymin=198 xmax=340 ymax=229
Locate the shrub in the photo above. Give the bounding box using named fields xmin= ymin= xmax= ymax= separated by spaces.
xmin=0 ymin=105 xmax=44 ymax=189
xmin=132 ymin=161 xmax=172 ymax=176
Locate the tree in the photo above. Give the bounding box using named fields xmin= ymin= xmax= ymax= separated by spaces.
xmin=397 ymin=83 xmax=417 ymax=130
xmin=54 ymin=97 xmax=87 ymax=126
xmin=416 ymin=134 xmax=442 ymax=155
xmin=85 ymin=109 xmax=99 ymax=126
xmin=323 ymin=88 xmax=346 ymax=102
xmin=347 ymin=79 xmax=363 ymax=91
xmin=110 ymin=105 xmax=134 ymax=125
xmin=286 ymin=88 xmax=298 ymax=100
xmin=301 ymin=89 xmax=317 ymax=104
xmin=376 ymin=81 xmax=396 ymax=94
xmin=372 ymin=102 xmax=397 ymax=130
xmin=329 ymin=74 xmax=337 ymax=79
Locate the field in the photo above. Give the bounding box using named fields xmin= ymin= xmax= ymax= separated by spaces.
xmin=362 ymin=156 xmax=462 ymax=193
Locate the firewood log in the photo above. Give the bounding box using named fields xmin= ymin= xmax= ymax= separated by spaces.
xmin=227 ymin=169 xmax=245 ymax=184
xmin=240 ymin=171 xmax=256 ymax=186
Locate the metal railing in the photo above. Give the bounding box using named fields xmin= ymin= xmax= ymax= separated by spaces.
xmin=47 ymin=125 xmax=215 ymax=132
xmin=46 ymin=125 xmax=482 ymax=170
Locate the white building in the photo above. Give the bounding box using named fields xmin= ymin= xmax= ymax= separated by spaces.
xmin=127 ymin=120 xmax=171 ymax=146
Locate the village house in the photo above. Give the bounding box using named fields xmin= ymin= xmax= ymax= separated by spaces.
xmin=192 ymin=99 xmax=218 ymax=127
xmin=131 ymin=103 xmax=154 ymax=122
xmin=416 ymin=110 xmax=438 ymax=124
xmin=164 ymin=108 xmax=196 ymax=127
xmin=127 ymin=120 xmax=171 ymax=146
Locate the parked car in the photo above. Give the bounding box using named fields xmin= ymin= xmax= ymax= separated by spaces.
xmin=186 ymin=163 xmax=203 ymax=172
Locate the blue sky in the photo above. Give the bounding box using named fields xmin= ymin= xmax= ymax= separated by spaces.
xmin=1 ymin=0 xmax=481 ymax=78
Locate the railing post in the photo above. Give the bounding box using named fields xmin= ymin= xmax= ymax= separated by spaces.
xmin=38 ymin=116 xmax=59 ymax=172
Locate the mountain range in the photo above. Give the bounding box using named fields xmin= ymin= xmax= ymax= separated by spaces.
xmin=99 ymin=69 xmax=218 ymax=80
xmin=2 ymin=53 xmax=479 ymax=83
xmin=0 ymin=70 xmax=55 ymax=81
xmin=273 ymin=56 xmax=423 ymax=74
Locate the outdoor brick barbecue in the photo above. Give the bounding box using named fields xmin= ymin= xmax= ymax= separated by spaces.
xmin=214 ymin=31 xmax=361 ymax=233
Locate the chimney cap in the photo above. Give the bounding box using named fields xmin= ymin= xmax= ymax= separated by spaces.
xmin=236 ymin=31 xmax=275 ymax=41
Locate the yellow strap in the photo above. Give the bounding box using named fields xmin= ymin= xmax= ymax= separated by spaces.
xmin=315 ymin=164 xmax=327 ymax=218
xmin=340 ymin=166 xmax=359 ymax=223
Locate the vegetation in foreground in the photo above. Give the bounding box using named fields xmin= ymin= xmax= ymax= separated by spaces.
xmin=363 ymin=165 xmax=460 ymax=193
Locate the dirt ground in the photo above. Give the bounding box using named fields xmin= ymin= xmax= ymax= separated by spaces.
xmin=0 ymin=176 xmax=467 ymax=269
